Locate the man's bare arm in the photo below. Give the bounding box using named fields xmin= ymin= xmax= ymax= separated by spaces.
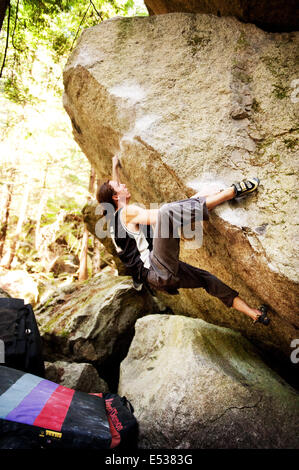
xmin=112 ymin=155 xmax=121 ymax=184
xmin=124 ymin=205 xmax=159 ymax=225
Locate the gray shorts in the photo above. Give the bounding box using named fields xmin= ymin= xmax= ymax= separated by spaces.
xmin=146 ymin=197 xmax=238 ymax=307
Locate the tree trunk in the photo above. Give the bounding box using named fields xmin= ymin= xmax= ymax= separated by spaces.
xmin=78 ymin=227 xmax=89 ymax=281
xmin=4 ymin=182 xmax=30 ymax=269
xmin=92 ymin=236 xmax=102 ymax=274
xmin=35 ymin=163 xmax=49 ymax=251
xmin=35 ymin=189 xmax=48 ymax=251
xmin=78 ymin=166 xmax=95 ymax=281
xmin=88 ymin=166 xmax=102 ymax=275
xmin=88 ymin=166 xmax=96 ymax=196
xmin=0 ymin=0 xmax=9 ymax=33
xmin=0 ymin=182 xmax=13 ymax=260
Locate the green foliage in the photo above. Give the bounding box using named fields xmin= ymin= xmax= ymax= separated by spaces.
xmin=188 ymin=34 xmax=211 ymax=55
xmin=232 ymin=69 xmax=252 ymax=84
xmin=272 ymin=83 xmax=290 ymax=99
xmin=3 ymin=75 xmax=37 ymax=104
xmin=268 ymin=154 xmax=281 ymax=164
xmin=252 ymin=98 xmax=261 ymax=113
xmin=283 ymin=138 xmax=298 ymax=150
xmin=235 ymin=31 xmax=249 ymax=50
xmin=0 ymin=0 xmax=148 ymax=104
xmin=260 ymin=49 xmax=296 ymax=103
xmin=0 ymin=0 xmax=146 ymax=290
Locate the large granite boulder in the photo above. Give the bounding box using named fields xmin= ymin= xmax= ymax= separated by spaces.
xmin=118 ymin=315 xmax=299 ymax=449
xmin=35 ymin=270 xmax=156 ymax=368
xmin=144 ymin=0 xmax=298 ymax=32
xmin=63 ymin=13 xmax=298 ymax=368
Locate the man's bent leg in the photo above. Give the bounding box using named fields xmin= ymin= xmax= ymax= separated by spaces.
xmin=147 ymin=197 xmax=208 ymax=290
xmin=152 ymin=197 xmax=209 ymax=275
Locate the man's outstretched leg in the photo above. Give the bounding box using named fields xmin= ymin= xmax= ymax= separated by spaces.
xmin=207 ymin=180 xmax=270 ymax=323
xmin=205 ymin=186 xmax=235 ymax=210
xmin=196 ymin=177 xmax=260 ymax=211
xmin=147 ymin=176 xmax=270 ymax=325
xmin=177 ymin=260 xmax=270 ymax=325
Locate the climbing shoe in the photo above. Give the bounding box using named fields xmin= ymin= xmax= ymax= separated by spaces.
xmin=254 ymin=304 xmax=270 ymax=326
xmin=231 ymin=177 xmax=260 ymax=198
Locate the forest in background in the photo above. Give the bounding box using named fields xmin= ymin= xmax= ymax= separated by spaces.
xmin=0 ymin=0 xmax=147 ymax=304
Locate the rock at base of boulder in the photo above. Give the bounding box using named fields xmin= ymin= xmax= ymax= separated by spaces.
xmin=36 ymin=272 xmax=157 ymax=392
xmin=119 ymin=315 xmax=299 ymax=449
xmin=45 ymin=361 xmax=109 ymax=393
xmin=0 ymin=287 xmax=11 ymax=298
xmin=0 ymin=268 xmax=39 ymax=305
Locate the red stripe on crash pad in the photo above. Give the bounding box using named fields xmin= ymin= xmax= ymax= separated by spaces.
xmin=90 ymin=393 xmax=120 ymax=447
xmin=107 ymin=413 xmax=121 ymax=449
xmin=34 ymin=385 xmax=75 ymax=431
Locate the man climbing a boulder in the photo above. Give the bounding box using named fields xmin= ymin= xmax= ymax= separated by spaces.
xmin=96 ymin=155 xmax=270 ymax=326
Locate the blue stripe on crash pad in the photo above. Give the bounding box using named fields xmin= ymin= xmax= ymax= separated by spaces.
xmin=0 ymin=373 xmax=43 ymax=419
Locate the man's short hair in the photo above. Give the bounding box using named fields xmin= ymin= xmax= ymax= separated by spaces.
xmin=96 ymin=180 xmax=117 ymax=212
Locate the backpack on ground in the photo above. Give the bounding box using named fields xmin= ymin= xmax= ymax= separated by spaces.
xmin=0 ymin=366 xmax=138 ymax=449
xmin=0 ymin=298 xmax=45 ymax=377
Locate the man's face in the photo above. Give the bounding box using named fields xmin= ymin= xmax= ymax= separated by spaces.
xmin=109 ymin=180 xmax=131 ymax=202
